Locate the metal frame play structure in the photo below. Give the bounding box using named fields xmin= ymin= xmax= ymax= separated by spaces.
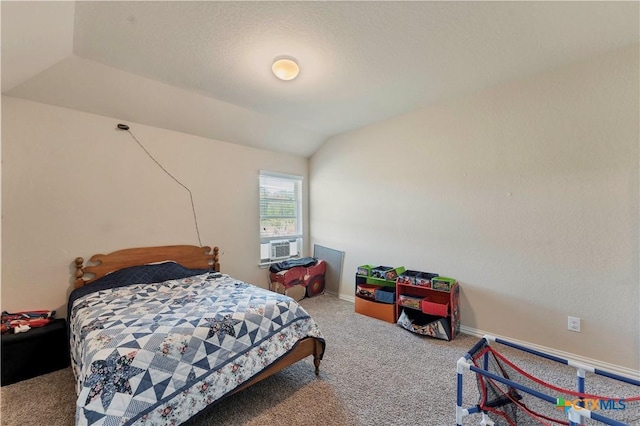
xmin=457 ymin=336 xmax=640 ymax=426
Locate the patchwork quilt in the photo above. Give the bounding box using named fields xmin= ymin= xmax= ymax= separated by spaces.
xmin=69 ymin=272 xmax=325 ymax=426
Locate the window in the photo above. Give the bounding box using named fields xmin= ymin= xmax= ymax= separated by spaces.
xmin=259 ymin=171 xmax=302 ymax=263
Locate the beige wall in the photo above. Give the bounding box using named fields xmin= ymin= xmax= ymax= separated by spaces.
xmin=310 ymin=45 xmax=639 ymax=370
xmin=1 ymin=96 xmax=309 ymax=317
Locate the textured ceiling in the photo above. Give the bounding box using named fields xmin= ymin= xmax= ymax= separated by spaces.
xmin=2 ymin=1 xmax=639 ymax=157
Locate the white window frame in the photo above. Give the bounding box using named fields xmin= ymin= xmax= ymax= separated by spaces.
xmin=259 ymin=171 xmax=303 ymax=264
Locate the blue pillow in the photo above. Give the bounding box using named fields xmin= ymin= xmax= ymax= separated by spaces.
xmin=68 ymin=262 xmax=211 ymax=319
xmin=91 ymin=262 xmax=210 ymax=288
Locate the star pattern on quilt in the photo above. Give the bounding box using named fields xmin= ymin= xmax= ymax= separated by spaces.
xmin=84 ymin=349 xmax=145 ymax=410
xmin=171 ymin=294 xmax=198 ymax=306
xmin=204 ymin=314 xmax=241 ymax=339
xmin=70 ymin=275 xmax=324 ymax=426
xmin=80 ymin=317 xmax=107 ymax=339
xmin=72 ymin=300 xmax=90 ymax=317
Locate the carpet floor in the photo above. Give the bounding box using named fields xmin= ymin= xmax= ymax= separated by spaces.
xmin=1 ymin=295 xmax=637 ymax=425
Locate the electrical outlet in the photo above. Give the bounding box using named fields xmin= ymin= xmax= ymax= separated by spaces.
xmin=568 ymin=316 xmax=581 ymax=332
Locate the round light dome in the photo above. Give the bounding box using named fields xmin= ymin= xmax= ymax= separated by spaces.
xmin=272 ymin=58 xmax=299 ymax=81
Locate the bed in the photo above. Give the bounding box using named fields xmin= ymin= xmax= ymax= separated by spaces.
xmin=69 ymin=245 xmax=325 ymax=426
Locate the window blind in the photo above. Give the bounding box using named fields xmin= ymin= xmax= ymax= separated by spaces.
xmin=259 ymin=172 xmax=302 ymax=241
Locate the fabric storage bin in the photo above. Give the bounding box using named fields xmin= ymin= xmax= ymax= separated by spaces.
xmin=370 ymin=266 xmax=394 ymax=280
xmin=415 ymin=271 xmax=439 ymax=287
xmin=368 ymin=266 xmax=406 ymax=286
xmin=374 ymin=287 xmax=395 ymax=304
xmin=357 ymin=264 xmax=375 ymax=277
xmin=421 ymin=298 xmax=449 ymax=317
xmin=356 ymin=283 xmax=378 ymax=299
xmin=397 ymin=270 xmax=420 ymax=285
xmin=398 ymin=294 xmax=422 ymax=310
xmin=384 ymin=269 xmax=400 ymax=281
xmin=431 ymin=276 xmax=456 ymax=292
xmin=397 ymin=309 xmax=452 ymax=341
xmin=355 ymin=297 xmax=396 ymax=323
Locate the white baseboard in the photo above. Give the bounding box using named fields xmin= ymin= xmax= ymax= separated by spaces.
xmin=336 ymin=294 xmax=638 ymax=380
xmin=459 ymin=325 xmax=640 ymax=381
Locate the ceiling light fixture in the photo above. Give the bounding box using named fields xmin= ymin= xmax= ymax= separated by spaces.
xmin=272 ymin=57 xmax=299 ymax=81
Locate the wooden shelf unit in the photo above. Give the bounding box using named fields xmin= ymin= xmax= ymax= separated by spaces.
xmin=353 ymin=264 xmax=461 ymax=341
xmin=354 ymin=266 xmax=404 ymax=323
xmin=395 ymin=281 xmax=460 ymax=341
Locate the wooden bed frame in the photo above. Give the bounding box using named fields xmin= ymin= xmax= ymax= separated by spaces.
xmin=72 ymin=244 xmax=323 ymax=395
xmin=74 ymin=245 xmax=221 ymax=287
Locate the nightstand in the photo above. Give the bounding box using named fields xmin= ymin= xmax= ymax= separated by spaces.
xmin=1 ymin=318 xmax=70 ymax=386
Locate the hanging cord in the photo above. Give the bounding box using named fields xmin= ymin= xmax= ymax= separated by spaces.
xmin=116 ymin=124 xmax=202 ymax=247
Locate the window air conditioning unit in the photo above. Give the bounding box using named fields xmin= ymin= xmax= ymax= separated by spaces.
xmin=269 ymin=240 xmax=297 ymax=261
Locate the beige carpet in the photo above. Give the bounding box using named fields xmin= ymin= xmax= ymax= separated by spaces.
xmin=1 ymin=295 xmax=638 ymax=425
xmin=0 ymin=362 xmax=355 ymax=426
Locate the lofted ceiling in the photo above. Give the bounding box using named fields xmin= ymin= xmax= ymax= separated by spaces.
xmin=2 ymin=1 xmax=639 ymax=157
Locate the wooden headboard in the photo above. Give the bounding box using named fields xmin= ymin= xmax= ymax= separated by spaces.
xmin=74 ymin=245 xmax=220 ymax=288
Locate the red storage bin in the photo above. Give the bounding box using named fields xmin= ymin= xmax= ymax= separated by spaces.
xmin=420 ymin=298 xmax=449 ymax=317
xmin=356 ymin=283 xmax=378 ymax=299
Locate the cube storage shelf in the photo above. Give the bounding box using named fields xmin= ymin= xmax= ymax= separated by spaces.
xmin=396 ymin=281 xmax=460 ymax=341
xmin=354 ymin=265 xmax=405 ymax=323
xmin=354 ymin=264 xmax=461 ymax=341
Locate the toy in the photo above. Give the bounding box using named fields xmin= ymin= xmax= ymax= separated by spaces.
xmin=1 ymin=310 xmax=55 ymax=334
